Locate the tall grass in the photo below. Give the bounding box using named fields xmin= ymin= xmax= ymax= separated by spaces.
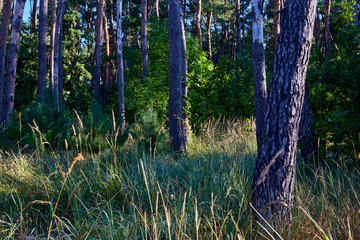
xmin=0 ymin=116 xmax=359 ymax=239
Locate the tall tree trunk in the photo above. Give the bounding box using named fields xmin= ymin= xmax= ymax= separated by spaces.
xmin=109 ymin=0 xmax=116 ymax=55
xmin=206 ymin=10 xmax=212 ymax=61
xmin=141 ymin=0 xmax=149 ymax=79
xmin=155 ymin=0 xmax=159 ymax=18
xmin=274 ymin=0 xmax=280 ymax=50
xmin=242 ymin=3 xmax=245 ymax=47
xmin=116 ymin=0 xmax=125 ymax=131
xmin=49 ymin=0 xmax=56 ymax=96
xmin=37 ymin=0 xmax=47 ymax=102
xmin=0 ymin=0 xmax=12 ymax=121
xmin=314 ymin=7 xmax=320 ymax=47
xmin=215 ymin=20 xmax=227 ymax=64
xmin=168 ymin=0 xmax=186 ymax=155
xmin=235 ymin=0 xmax=241 ymax=58
xmin=252 ymin=0 xmax=267 ymax=156
xmin=0 ymin=0 xmax=3 ymax=18
xmin=252 ymin=0 xmax=317 ymax=218
xmin=324 ymin=0 xmax=331 ymax=57
xmin=94 ymin=0 xmax=105 ymax=101
xmin=30 ymin=0 xmax=38 ymax=33
xmin=195 ymin=0 xmax=202 ymax=49
xmin=103 ymin=12 xmax=110 ymax=105
xmin=58 ymin=18 xmax=64 ymax=109
xmin=1 ymin=0 xmax=26 ymax=124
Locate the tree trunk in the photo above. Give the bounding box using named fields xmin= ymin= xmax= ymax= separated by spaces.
xmin=252 ymin=0 xmax=317 ymax=218
xmin=242 ymin=3 xmax=245 ymax=47
xmin=103 ymin=12 xmax=110 ymax=105
xmin=155 ymin=0 xmax=159 ymax=18
xmin=252 ymin=0 xmax=267 ymax=156
xmin=314 ymin=7 xmax=320 ymax=47
xmin=206 ymin=10 xmax=212 ymax=61
xmin=215 ymin=20 xmax=227 ymax=64
xmin=168 ymin=0 xmax=186 ymax=155
xmin=1 ymin=0 xmax=26 ymax=124
xmin=49 ymin=0 xmax=56 ymax=97
xmin=30 ymin=0 xmax=38 ymax=33
xmin=324 ymin=0 xmax=331 ymax=57
xmin=58 ymin=18 xmax=64 ymax=109
xmin=0 ymin=0 xmax=3 ymax=17
xmin=0 ymin=0 xmax=12 ymax=121
xmin=116 ymin=0 xmax=125 ymax=132
xmin=235 ymin=0 xmax=241 ymax=58
xmin=37 ymin=0 xmax=47 ymax=103
xmin=94 ymin=0 xmax=105 ymax=101
xmin=141 ymin=0 xmax=149 ymax=79
xmin=195 ymin=0 xmax=202 ymax=49
xmin=274 ymin=0 xmax=280 ymax=50
xmin=109 ymin=0 xmax=116 ymax=55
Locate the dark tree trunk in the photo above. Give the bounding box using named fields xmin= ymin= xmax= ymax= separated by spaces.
xmin=274 ymin=0 xmax=280 ymax=50
xmin=215 ymin=20 xmax=227 ymax=64
xmin=235 ymin=0 xmax=241 ymax=58
xmin=58 ymin=19 xmax=64 ymax=109
xmin=30 ymin=0 xmax=38 ymax=33
xmin=103 ymin=12 xmax=111 ymax=105
xmin=252 ymin=0 xmax=317 ymax=218
xmin=1 ymin=0 xmax=26 ymax=124
xmin=168 ymin=0 xmax=186 ymax=155
xmin=195 ymin=0 xmax=202 ymax=49
xmin=314 ymin=7 xmax=320 ymax=47
xmin=37 ymin=0 xmax=47 ymax=102
xmin=206 ymin=10 xmax=212 ymax=61
xmin=324 ymin=0 xmax=331 ymax=57
xmin=49 ymin=0 xmax=56 ymax=96
xmin=0 ymin=0 xmax=12 ymax=121
xmin=117 ymin=0 xmax=125 ymax=131
xmin=94 ymin=0 xmax=105 ymax=101
xmin=141 ymin=0 xmax=148 ymax=79
xmin=252 ymin=0 xmax=267 ymax=156
xmin=242 ymin=4 xmax=245 ymax=47
xmin=109 ymin=0 xmax=116 ymax=55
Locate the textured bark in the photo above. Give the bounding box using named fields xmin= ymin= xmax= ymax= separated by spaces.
xmin=109 ymin=0 xmax=116 ymax=55
xmin=235 ymin=0 xmax=241 ymax=58
xmin=0 ymin=0 xmax=12 ymax=121
xmin=94 ymin=0 xmax=105 ymax=101
xmin=141 ymin=0 xmax=149 ymax=79
xmin=30 ymin=0 xmax=38 ymax=33
xmin=37 ymin=0 xmax=47 ymax=102
xmin=1 ymin=0 xmax=26 ymax=124
xmin=49 ymin=0 xmax=56 ymax=95
xmin=206 ymin=11 xmax=212 ymax=61
xmin=195 ymin=0 xmax=202 ymax=49
xmin=168 ymin=0 xmax=186 ymax=155
xmin=299 ymin=83 xmax=315 ymax=162
xmin=252 ymin=0 xmax=267 ymax=156
xmin=324 ymin=0 xmax=331 ymax=57
xmin=117 ymin=0 xmax=125 ymax=131
xmin=314 ymin=7 xmax=320 ymax=47
xmin=103 ymin=12 xmax=110 ymax=105
xmin=274 ymin=0 xmax=280 ymax=50
xmin=252 ymin=0 xmax=317 ymax=218
xmin=58 ymin=18 xmax=64 ymax=109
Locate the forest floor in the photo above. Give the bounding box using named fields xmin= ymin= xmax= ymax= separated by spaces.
xmin=0 ymin=117 xmax=359 ymax=239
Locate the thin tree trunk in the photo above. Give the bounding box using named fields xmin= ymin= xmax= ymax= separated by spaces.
xmin=141 ymin=0 xmax=149 ymax=78
xmin=206 ymin=10 xmax=212 ymax=61
xmin=1 ymin=0 xmax=26 ymax=124
xmin=324 ymin=0 xmax=331 ymax=57
xmin=116 ymin=0 xmax=125 ymax=131
xmin=314 ymin=7 xmax=320 ymax=47
xmin=215 ymin=20 xmax=227 ymax=64
xmin=235 ymin=0 xmax=241 ymax=58
xmin=94 ymin=0 xmax=105 ymax=101
xmin=195 ymin=0 xmax=202 ymax=49
xmin=109 ymin=0 xmax=116 ymax=55
xmin=103 ymin=12 xmax=110 ymax=105
xmin=274 ymin=0 xmax=280 ymax=50
xmin=242 ymin=3 xmax=245 ymax=47
xmin=252 ymin=0 xmax=317 ymax=218
xmin=30 ymin=0 xmax=38 ymax=33
xmin=0 ymin=0 xmax=12 ymax=121
xmin=58 ymin=17 xmax=64 ymax=109
xmin=168 ymin=0 xmax=186 ymax=155
xmin=155 ymin=0 xmax=159 ymax=18
xmin=49 ymin=0 xmax=56 ymax=96
xmin=37 ymin=0 xmax=47 ymax=102
xmin=252 ymin=0 xmax=267 ymax=156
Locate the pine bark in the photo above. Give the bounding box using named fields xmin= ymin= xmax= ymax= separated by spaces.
xmin=195 ymin=0 xmax=202 ymax=49
xmin=141 ymin=0 xmax=149 ymax=79
xmin=117 ymin=0 xmax=125 ymax=131
xmin=94 ymin=0 xmax=105 ymax=101
xmin=274 ymin=0 xmax=280 ymax=50
xmin=37 ymin=0 xmax=47 ymax=102
xmin=168 ymin=0 xmax=186 ymax=155
xmin=252 ymin=0 xmax=318 ymax=218
xmin=324 ymin=0 xmax=331 ymax=57
xmin=49 ymin=0 xmax=56 ymax=96
xmin=206 ymin=10 xmax=212 ymax=61
xmin=30 ymin=0 xmax=38 ymax=33
xmin=0 ymin=0 xmax=12 ymax=121
xmin=1 ymin=0 xmax=26 ymax=124
xmin=102 ymin=13 xmax=110 ymax=105
xmin=314 ymin=7 xmax=320 ymax=47
xmin=235 ymin=0 xmax=241 ymax=58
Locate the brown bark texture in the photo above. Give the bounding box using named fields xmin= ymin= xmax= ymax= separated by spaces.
xmin=1 ymin=0 xmax=26 ymax=124
xmin=206 ymin=11 xmax=212 ymax=61
xmin=103 ymin=12 xmax=110 ymax=105
xmin=195 ymin=0 xmax=202 ymax=49
xmin=94 ymin=0 xmax=105 ymax=101
xmin=141 ymin=0 xmax=149 ymax=78
xmin=252 ymin=0 xmax=318 ymax=218
xmin=324 ymin=0 xmax=331 ymax=57
xmin=49 ymin=0 xmax=56 ymax=95
xmin=235 ymin=0 xmax=241 ymax=58
xmin=37 ymin=0 xmax=48 ymax=102
xmin=30 ymin=0 xmax=38 ymax=33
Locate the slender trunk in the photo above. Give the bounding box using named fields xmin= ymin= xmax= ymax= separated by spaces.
xmin=252 ymin=0 xmax=317 ymax=218
xmin=155 ymin=0 xmax=159 ymax=18
xmin=215 ymin=20 xmax=227 ymax=64
xmin=324 ymin=0 xmax=331 ymax=57
xmin=58 ymin=16 xmax=64 ymax=109
xmin=30 ymin=0 xmax=38 ymax=33
xmin=109 ymin=0 xmax=116 ymax=55
xmin=274 ymin=0 xmax=280 ymax=50
xmin=103 ymin=12 xmax=110 ymax=105
xmin=49 ymin=0 xmax=56 ymax=101
xmin=1 ymin=0 xmax=26 ymax=124
xmin=37 ymin=0 xmax=47 ymax=102
xmin=94 ymin=0 xmax=105 ymax=101
xmin=195 ymin=0 xmax=202 ymax=49
xmin=141 ymin=0 xmax=149 ymax=78
xmin=314 ymin=7 xmax=320 ymax=47
xmin=0 ymin=0 xmax=12 ymax=121
xmin=206 ymin=10 xmax=212 ymax=61
xmin=168 ymin=0 xmax=186 ymax=155
xmin=116 ymin=0 xmax=125 ymax=131
xmin=252 ymin=0 xmax=267 ymax=156
xmin=242 ymin=4 xmax=245 ymax=47
xmin=235 ymin=0 xmax=241 ymax=58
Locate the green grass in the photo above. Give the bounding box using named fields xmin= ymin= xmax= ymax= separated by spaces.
xmin=0 ymin=116 xmax=359 ymax=239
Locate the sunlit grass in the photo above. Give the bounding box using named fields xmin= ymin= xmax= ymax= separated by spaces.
xmin=0 ymin=116 xmax=359 ymax=239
